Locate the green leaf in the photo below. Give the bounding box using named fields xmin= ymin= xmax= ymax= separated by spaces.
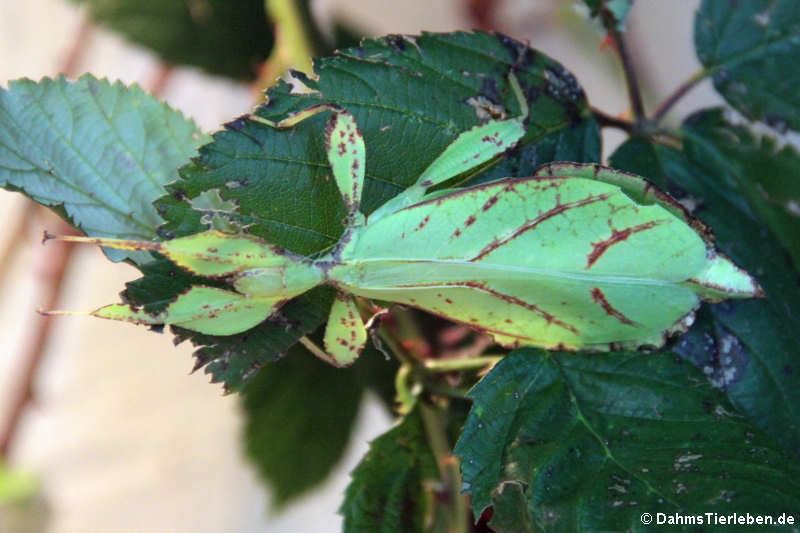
xmin=340 ymin=409 xmax=438 ymax=532
xmin=241 ymin=343 xmax=384 ymax=505
xmin=136 ymin=31 xmax=600 ymax=388
xmin=455 ymin=349 xmax=800 ymax=530
xmin=609 ymin=116 xmax=800 ymax=453
xmin=695 ymin=0 xmax=800 ymax=132
xmin=73 ymin=0 xmax=274 ymax=80
xmin=669 ymin=109 xmax=800 ymax=270
xmin=0 ymin=75 xmax=207 ymax=263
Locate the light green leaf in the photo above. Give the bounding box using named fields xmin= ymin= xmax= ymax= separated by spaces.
xmin=340 ymin=409 xmax=438 ymax=532
xmin=609 ymin=116 xmax=800 ymax=452
xmin=0 ymin=75 xmax=208 ymax=263
xmin=455 ymin=349 xmax=800 ymax=529
xmin=695 ymin=0 xmax=800 ymax=132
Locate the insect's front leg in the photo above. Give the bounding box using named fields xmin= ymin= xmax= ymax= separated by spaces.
xmin=368 ymin=73 xmax=529 ymax=222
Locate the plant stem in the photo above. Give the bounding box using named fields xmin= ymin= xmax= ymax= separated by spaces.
xmin=651 ymin=68 xmax=708 ymax=123
xmin=419 ymin=402 xmax=470 ymax=533
xmin=0 ymin=217 xmax=75 ymax=457
xmin=601 ymin=9 xmax=646 ymax=123
xmin=424 ymin=356 xmax=502 ymax=373
xmin=591 ymin=106 xmax=635 ymax=133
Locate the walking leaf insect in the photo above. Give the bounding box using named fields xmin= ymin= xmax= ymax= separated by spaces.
xmin=43 ymin=74 xmax=762 ymax=367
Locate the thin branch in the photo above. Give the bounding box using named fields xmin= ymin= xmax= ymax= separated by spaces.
xmin=59 ymin=16 xmax=93 ymax=78
xmin=601 ymin=9 xmax=646 ymax=123
xmin=0 ymin=217 xmax=75 ymax=457
xmin=651 ymin=68 xmax=708 ymax=123
xmin=592 ymin=106 xmax=636 ymax=132
xmin=419 ymin=402 xmax=470 ymax=533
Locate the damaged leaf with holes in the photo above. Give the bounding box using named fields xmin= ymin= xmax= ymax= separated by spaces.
xmin=455 ymin=349 xmax=800 ymax=530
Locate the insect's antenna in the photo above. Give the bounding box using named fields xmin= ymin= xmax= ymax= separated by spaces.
xmin=508 ymin=72 xmax=529 ymax=121
xmin=42 ymin=231 xmax=160 ymax=252
xmin=36 ymin=307 xmax=90 ymax=317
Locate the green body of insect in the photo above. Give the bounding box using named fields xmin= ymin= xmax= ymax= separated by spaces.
xmin=47 ymin=76 xmax=762 ymax=366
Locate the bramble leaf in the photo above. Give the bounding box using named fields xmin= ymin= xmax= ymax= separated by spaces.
xmin=135 ymin=31 xmax=601 ymax=388
xmin=340 ymin=409 xmax=438 ymax=532
xmin=609 ymin=112 xmax=800 ymax=452
xmin=72 ymin=0 xmax=274 ymax=80
xmin=455 ymin=349 xmax=800 ymax=529
xmin=0 ymin=75 xmax=208 ymax=263
xmin=241 ymin=345 xmax=365 ymax=505
xmin=695 ymin=0 xmax=800 ymax=132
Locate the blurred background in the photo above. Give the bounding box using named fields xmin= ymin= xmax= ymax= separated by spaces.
xmin=0 ymin=1 xmax=718 ymax=531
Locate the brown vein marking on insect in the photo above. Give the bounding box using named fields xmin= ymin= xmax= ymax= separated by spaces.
xmin=395 ymin=281 xmax=579 ymax=335
xmin=482 ymin=194 xmax=499 ymax=211
xmin=591 ymin=287 xmax=637 ymax=326
xmin=452 ymin=213 xmax=477 ymax=238
xmin=470 ymin=193 xmax=611 ymax=261
xmin=586 ymin=220 xmax=665 ymax=269
xmin=415 ymin=215 xmax=430 ymax=232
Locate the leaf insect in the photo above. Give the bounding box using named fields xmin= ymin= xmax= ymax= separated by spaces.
xmin=43 ymin=74 xmax=762 ymax=366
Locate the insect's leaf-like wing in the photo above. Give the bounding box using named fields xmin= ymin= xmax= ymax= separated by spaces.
xmin=333 ymin=175 xmax=756 ymax=350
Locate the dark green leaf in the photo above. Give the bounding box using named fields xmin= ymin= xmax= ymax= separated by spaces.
xmin=340 ymin=409 xmax=438 ymax=532
xmin=73 ymin=0 xmax=274 ymax=80
xmin=241 ymin=343 xmax=396 ymax=505
xmin=695 ymin=0 xmax=800 ymax=132
xmin=609 ymin=118 xmax=800 ymax=453
xmin=455 ymin=349 xmax=800 ymax=530
xmin=0 ymin=75 xmax=207 ymax=263
xmin=672 ymin=108 xmax=799 ymax=269
xmin=136 ymin=31 xmax=600 ymax=389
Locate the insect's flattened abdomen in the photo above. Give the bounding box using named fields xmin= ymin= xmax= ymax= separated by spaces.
xmin=345 ymin=176 xmax=707 ymax=281
xmin=332 ymin=175 xmax=723 ymax=350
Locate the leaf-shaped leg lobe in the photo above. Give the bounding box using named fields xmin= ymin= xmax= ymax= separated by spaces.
xmin=325 ymin=110 xmax=366 ymax=218
xmin=323 ymin=293 xmax=367 ymax=366
xmin=93 ymin=286 xmax=281 ymax=336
